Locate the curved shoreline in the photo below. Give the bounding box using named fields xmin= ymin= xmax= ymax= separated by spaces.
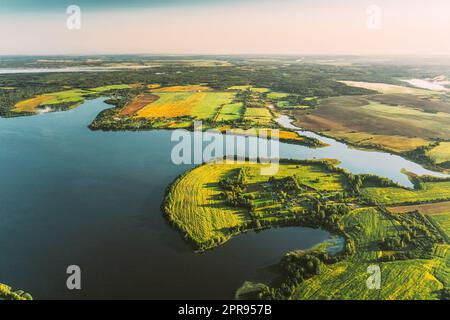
xmin=161 ymin=159 xmax=355 ymax=252
xmin=275 ymin=113 xmax=450 ymax=175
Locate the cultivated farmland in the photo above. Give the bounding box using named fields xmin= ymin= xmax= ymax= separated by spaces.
xmin=163 ymin=161 xmax=347 ymax=250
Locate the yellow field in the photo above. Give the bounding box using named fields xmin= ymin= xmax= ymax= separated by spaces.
xmin=224 ymin=129 xmax=308 ymax=144
xmin=136 ymin=91 xmax=235 ymax=120
xmin=228 ymin=85 xmax=270 ymax=93
xmin=12 ymin=95 xmax=55 ymax=113
xmin=136 ymin=92 xmax=203 ymax=118
xmin=244 ymin=107 xmax=273 ymax=125
xmin=278 ymin=130 xmax=306 ymax=142
xmin=165 ymin=163 xmax=250 ymax=247
xmin=12 ymin=85 xmax=133 ymax=114
xmin=164 ymin=162 xmax=345 ymax=249
xmin=427 ymin=142 xmax=450 ymax=164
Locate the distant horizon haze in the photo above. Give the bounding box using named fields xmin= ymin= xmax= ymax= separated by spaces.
xmin=1 ymin=0 xmax=450 ymax=55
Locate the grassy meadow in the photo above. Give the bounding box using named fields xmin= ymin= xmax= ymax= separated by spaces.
xmin=12 ymin=85 xmax=132 ymax=114
xmin=165 ymin=160 xmax=450 ymax=299
xmin=163 ymin=161 xmax=347 ymax=250
xmin=364 ymin=181 xmax=450 ymax=205
xmin=291 ymin=80 xmax=450 ymax=172
xmin=293 ymin=208 xmax=447 ymax=300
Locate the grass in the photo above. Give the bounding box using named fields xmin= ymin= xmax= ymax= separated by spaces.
xmin=244 ymin=107 xmax=272 ymax=125
xmin=244 ymin=107 xmax=272 ymax=118
xmin=292 ymin=91 xmax=450 ymax=158
xmin=135 ymin=91 xmax=235 ymax=120
xmin=12 ymin=95 xmax=55 ymax=113
xmin=296 ymin=95 xmax=450 ymax=141
xmin=164 ymin=161 xmax=346 ymax=249
xmin=329 ymin=131 xmax=430 ymax=153
xmin=12 ymin=85 xmax=133 ymax=113
xmin=267 ymin=92 xmax=290 ymax=99
xmin=427 ymin=142 xmax=450 ymax=165
xmin=388 ymin=201 xmax=450 ymax=243
xmin=228 ymin=85 xmax=270 ymax=93
xmin=164 ymin=163 xmax=250 ymax=247
xmin=216 ymin=102 xmax=244 ymax=121
xmin=364 ymin=181 xmax=450 ymax=205
xmin=40 ymin=89 xmax=89 ymax=106
xmin=293 ymin=208 xmax=446 ymax=300
xmin=165 ymin=160 xmax=450 ymax=299
xmin=430 ymin=214 xmax=450 ymax=243
xmin=191 ymin=92 xmax=235 ymax=120
xmin=388 ymin=201 xmax=450 ymax=215
xmin=152 ymin=85 xmax=210 ymax=92
xmin=136 ymin=92 xmax=201 ymax=118
xmin=89 ymin=84 xmax=131 ymax=92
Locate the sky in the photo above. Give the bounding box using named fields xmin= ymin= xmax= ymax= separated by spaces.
xmin=1 ymin=0 xmax=450 ymax=55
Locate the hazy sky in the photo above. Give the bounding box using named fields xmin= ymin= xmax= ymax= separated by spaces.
xmin=1 ymin=0 xmax=450 ymax=55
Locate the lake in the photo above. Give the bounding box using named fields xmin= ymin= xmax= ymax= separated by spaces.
xmin=0 ymin=99 xmax=332 ymax=299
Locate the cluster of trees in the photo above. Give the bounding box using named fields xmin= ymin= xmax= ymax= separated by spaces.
xmin=295 ymin=200 xmax=350 ymax=234
xmin=258 ymin=251 xmax=340 ymax=300
xmin=269 ymin=175 xmax=309 ymax=194
xmin=379 ymin=210 xmax=444 ymax=261
xmin=347 ymin=174 xmax=363 ymax=195
xmin=404 ymin=142 xmax=450 ymax=173
xmin=89 ymin=106 xmax=153 ymax=131
xmin=441 ymin=288 xmax=450 ymax=300
xmin=360 ymin=174 xmax=403 ymax=188
xmin=219 ymin=168 xmax=255 ymax=209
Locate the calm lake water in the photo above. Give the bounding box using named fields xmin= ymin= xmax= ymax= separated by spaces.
xmin=0 ymin=99 xmax=331 ymax=299
xmin=1 ymin=99 xmax=446 ymax=299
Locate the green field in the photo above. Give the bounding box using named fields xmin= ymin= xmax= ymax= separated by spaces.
xmin=89 ymin=84 xmax=131 ymax=92
xmin=191 ymin=92 xmax=235 ymax=119
xmin=267 ymin=92 xmax=290 ymax=99
xmin=163 ymin=161 xmax=347 ymax=250
xmin=12 ymin=85 xmax=133 ymax=114
xmin=429 ymin=213 xmax=450 ymax=244
xmin=364 ymin=181 xmax=450 ymax=205
xmin=135 ymin=90 xmax=235 ymax=121
xmin=292 ymin=208 xmax=447 ymax=300
xmin=164 ymin=160 xmax=450 ymax=299
xmin=244 ymin=107 xmax=272 ymax=125
xmin=228 ymin=85 xmax=270 ymax=93
xmin=216 ymin=102 xmax=244 ymax=121
xmin=427 ymin=142 xmax=450 ymax=165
